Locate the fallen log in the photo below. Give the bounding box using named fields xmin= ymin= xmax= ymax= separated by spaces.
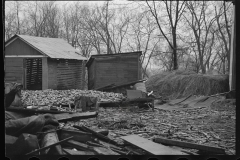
xmin=73 ymin=125 xmax=120 ymax=146
xmin=26 ymin=136 xmax=73 ymax=155
xmin=40 ymin=125 xmax=64 ymax=155
xmin=153 ymin=137 xmax=226 ymax=154
xmin=120 ymin=135 xmax=187 ymax=155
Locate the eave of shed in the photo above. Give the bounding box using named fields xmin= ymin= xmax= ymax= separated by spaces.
xmin=5 ymin=34 xmax=87 ymax=60
xmin=86 ymin=51 xmax=142 ymax=68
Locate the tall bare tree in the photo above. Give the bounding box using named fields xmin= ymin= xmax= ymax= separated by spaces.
xmin=184 ymin=1 xmax=217 ymax=74
xmin=146 ymin=1 xmax=186 ymax=70
xmin=214 ymin=1 xmax=232 ymax=73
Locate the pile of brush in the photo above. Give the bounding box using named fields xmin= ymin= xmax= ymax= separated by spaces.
xmin=146 ymin=70 xmax=229 ymax=100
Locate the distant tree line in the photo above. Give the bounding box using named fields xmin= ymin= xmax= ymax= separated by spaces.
xmin=4 ymin=1 xmax=233 ymax=76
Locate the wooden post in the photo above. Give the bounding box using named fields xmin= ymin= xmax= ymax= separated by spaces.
xmin=22 ymin=58 xmax=26 ymax=89
xmin=42 ymin=57 xmax=48 ymax=90
xmin=138 ymin=52 xmax=142 ymax=80
xmin=229 ymin=3 xmax=235 ymax=91
xmin=81 ymin=60 xmax=85 ymax=90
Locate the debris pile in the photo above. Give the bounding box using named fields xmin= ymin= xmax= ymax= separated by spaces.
xmin=5 ymin=82 xmax=234 ymax=155
xmin=74 ymin=98 xmax=235 ymax=155
xmin=21 ymin=89 xmax=125 ymax=106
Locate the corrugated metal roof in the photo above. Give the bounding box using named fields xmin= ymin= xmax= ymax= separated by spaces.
xmin=9 ymin=35 xmax=87 ymax=60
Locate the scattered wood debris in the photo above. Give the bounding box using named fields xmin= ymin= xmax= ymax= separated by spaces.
xmin=5 ymin=88 xmax=235 ymax=155
xmin=120 ymin=135 xmax=187 ymax=155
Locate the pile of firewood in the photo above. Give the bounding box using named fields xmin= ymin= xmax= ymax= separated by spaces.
xmin=21 ymin=89 xmax=125 ymax=106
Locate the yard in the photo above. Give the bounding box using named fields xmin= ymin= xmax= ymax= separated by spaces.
xmin=63 ymin=98 xmax=235 ymax=155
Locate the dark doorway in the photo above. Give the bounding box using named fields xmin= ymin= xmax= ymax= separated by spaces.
xmin=25 ymin=58 xmax=42 ymax=90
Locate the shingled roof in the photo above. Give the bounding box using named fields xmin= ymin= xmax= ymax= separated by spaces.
xmin=5 ymin=34 xmax=87 ymax=60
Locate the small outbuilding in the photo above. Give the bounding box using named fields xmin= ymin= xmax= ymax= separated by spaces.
xmin=86 ymin=51 xmax=142 ymax=90
xmin=4 ymin=34 xmax=87 ymax=90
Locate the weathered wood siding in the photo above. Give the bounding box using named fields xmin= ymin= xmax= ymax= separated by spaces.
xmin=48 ymin=58 xmax=58 ymax=89
xmin=5 ymin=37 xmax=43 ymax=88
xmin=4 ymin=57 xmax=24 ymax=84
xmin=49 ymin=59 xmax=84 ymax=90
xmin=5 ymin=37 xmax=86 ymax=90
xmin=5 ymin=38 xmax=43 ymax=56
xmin=88 ymin=61 xmax=96 ymax=89
xmin=89 ymin=53 xmax=141 ymax=89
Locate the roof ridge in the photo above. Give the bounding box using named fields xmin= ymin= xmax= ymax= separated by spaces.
xmin=6 ymin=34 xmax=87 ymax=60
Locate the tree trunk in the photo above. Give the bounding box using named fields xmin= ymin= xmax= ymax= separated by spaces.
xmin=199 ymin=56 xmax=206 ymax=74
xmin=222 ymin=57 xmax=225 ymax=74
xmin=172 ymin=25 xmax=178 ymax=70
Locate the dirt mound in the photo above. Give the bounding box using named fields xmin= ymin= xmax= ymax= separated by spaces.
xmin=146 ymin=70 xmax=229 ymax=100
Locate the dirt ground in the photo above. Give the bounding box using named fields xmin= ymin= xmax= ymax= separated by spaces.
xmin=65 ymin=98 xmax=236 ymax=155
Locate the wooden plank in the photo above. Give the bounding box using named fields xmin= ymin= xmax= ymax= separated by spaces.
xmin=59 ymin=129 xmax=93 ymax=143
xmin=153 ymin=137 xmax=225 ymax=154
xmin=63 ymin=140 xmax=93 ymax=151
xmin=57 ymin=81 xmax=76 ymax=85
xmin=57 ymin=80 xmax=76 ymax=84
xmin=5 ymin=60 xmax=23 ymax=65
xmin=42 ymin=57 xmax=48 ymax=89
xmin=57 ymin=74 xmax=77 ymax=77
xmin=120 ymin=135 xmax=187 ymax=155
xmin=5 ymin=67 xmax=23 ymax=72
xmin=57 ymin=69 xmax=79 ymax=72
xmin=63 ymin=148 xmax=95 ymax=155
xmin=64 ymin=140 xmax=119 ymax=155
xmin=26 ymin=136 xmax=73 ymax=155
xmin=92 ymin=147 xmax=119 ymax=155
xmin=54 ymin=112 xmax=98 ymax=122
xmin=73 ymin=125 xmax=120 ymax=146
xmin=5 ymin=72 xmax=23 ymax=77
xmin=4 ymin=77 xmax=17 ymax=81
xmin=6 ymin=107 xmax=73 ymax=114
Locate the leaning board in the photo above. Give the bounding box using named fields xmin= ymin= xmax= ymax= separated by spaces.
xmin=120 ymin=135 xmax=187 ymax=155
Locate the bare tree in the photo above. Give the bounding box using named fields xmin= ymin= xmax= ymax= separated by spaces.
xmin=215 ymin=1 xmax=232 ymax=73
xmin=126 ymin=11 xmax=158 ymax=78
xmin=146 ymin=1 xmax=186 ymax=70
xmin=5 ymin=1 xmax=25 ymax=39
xmin=183 ymin=1 xmax=217 ymax=74
xmin=111 ymin=6 xmax=131 ymax=53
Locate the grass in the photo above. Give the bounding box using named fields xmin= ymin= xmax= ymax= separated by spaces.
xmin=146 ymin=70 xmax=229 ymax=100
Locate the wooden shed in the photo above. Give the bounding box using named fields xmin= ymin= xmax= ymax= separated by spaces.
xmin=4 ymin=34 xmax=87 ymax=90
xmin=86 ymin=51 xmax=142 ymax=90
